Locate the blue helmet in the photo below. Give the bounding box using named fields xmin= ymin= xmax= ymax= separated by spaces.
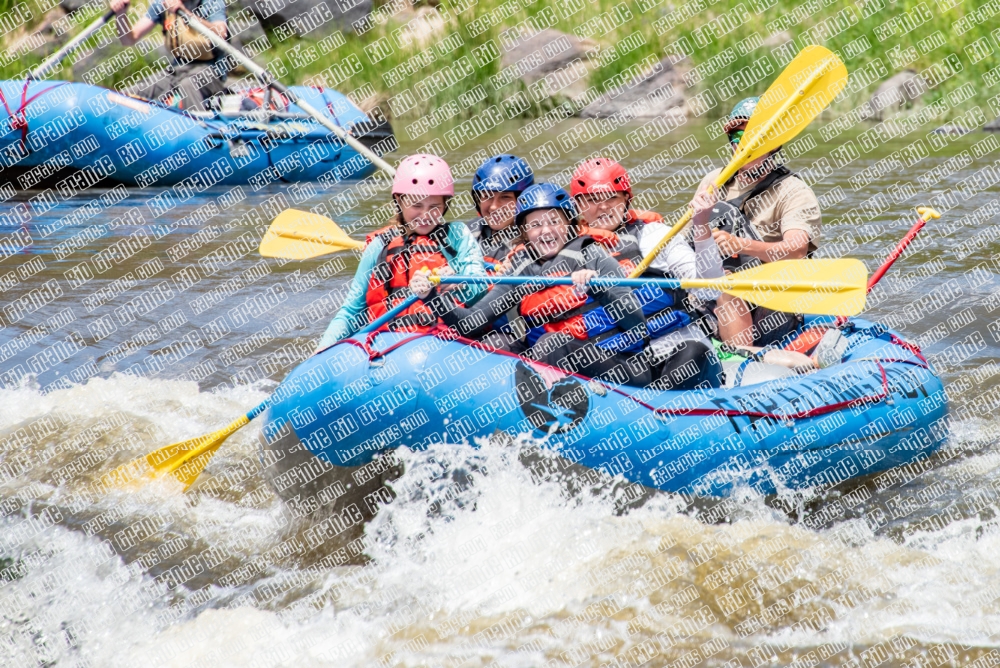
xmin=515 ymin=183 xmax=578 ymax=228
xmin=472 ymin=155 xmax=535 ymax=195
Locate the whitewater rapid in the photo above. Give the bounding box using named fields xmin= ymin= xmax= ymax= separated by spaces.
xmin=2 ymin=374 xmax=999 ymax=667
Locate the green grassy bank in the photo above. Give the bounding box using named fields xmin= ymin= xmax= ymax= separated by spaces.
xmin=2 ymin=0 xmax=997 ymax=126
xmin=297 ymin=0 xmax=999 ymax=125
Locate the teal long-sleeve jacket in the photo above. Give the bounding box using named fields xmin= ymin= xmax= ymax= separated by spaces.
xmin=318 ymin=222 xmax=486 ymax=348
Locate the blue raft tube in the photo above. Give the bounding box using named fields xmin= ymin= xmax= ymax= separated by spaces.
xmin=0 ymin=80 xmax=394 ymax=190
xmin=255 ymin=316 xmax=949 ymax=531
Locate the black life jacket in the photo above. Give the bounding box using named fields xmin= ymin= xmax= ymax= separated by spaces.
xmin=468 ymin=218 xmax=521 ymax=270
xmin=712 ymin=165 xmax=795 ymax=273
xmin=588 ymin=213 xmax=697 ymax=325
xmin=496 ymin=236 xmax=690 ymax=353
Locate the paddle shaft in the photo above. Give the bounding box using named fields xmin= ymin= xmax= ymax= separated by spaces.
xmin=313 ymin=292 xmax=420 ymax=357
xmin=629 ymin=54 xmax=840 ymax=279
xmin=177 ymin=8 xmax=396 ymax=176
xmin=246 ymin=293 xmax=421 ymax=420
xmin=436 ymin=274 xmax=856 ymax=292
xmin=784 ymin=209 xmax=933 ymax=354
xmin=29 ymin=10 xmax=115 ymax=80
xmin=162 ymin=291 xmax=420 ymax=484
xmin=440 ymin=275 xmax=681 ymax=289
xmin=831 ymin=212 xmax=930 ymax=326
xmin=866 ymin=218 xmax=926 ymax=292
xmin=130 ymin=287 xmax=420 ymax=488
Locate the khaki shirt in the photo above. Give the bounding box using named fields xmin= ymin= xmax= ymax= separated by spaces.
xmin=697 ymin=167 xmax=822 ymax=253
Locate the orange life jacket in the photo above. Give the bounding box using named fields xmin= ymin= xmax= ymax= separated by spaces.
xmin=364 ymin=224 xmax=453 ymax=333
xmin=509 ymin=236 xmax=611 ymax=341
xmin=630 ymin=209 xmax=665 ymax=224
xmin=582 ymin=209 xmax=664 ymax=274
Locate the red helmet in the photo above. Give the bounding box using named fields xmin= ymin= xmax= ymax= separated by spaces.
xmin=569 ymin=158 xmax=632 ymax=198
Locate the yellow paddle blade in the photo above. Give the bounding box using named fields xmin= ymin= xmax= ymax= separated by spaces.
xmin=103 ymin=415 xmax=250 ymax=491
xmin=683 ymin=258 xmax=868 ymax=316
xmin=731 ymin=45 xmax=848 ymax=170
xmin=259 ymin=209 xmax=365 ymax=260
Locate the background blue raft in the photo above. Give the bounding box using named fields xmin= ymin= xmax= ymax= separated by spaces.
xmin=256 ymin=317 xmax=949 ymax=523
xmin=0 ymin=80 xmax=391 ymax=191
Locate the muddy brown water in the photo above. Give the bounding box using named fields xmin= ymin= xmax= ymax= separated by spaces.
xmin=1 ymin=119 xmax=999 ymax=665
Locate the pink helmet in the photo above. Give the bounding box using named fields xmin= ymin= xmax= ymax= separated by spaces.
xmin=392 ymin=154 xmax=455 ymax=197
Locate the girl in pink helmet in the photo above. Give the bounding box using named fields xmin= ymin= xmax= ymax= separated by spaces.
xmin=317 ymin=154 xmax=485 ymax=347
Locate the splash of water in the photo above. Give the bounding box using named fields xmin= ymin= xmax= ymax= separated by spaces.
xmin=2 ymin=375 xmax=1000 ymax=666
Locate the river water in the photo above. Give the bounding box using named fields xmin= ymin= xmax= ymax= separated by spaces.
xmin=1 ymin=118 xmax=999 ymax=666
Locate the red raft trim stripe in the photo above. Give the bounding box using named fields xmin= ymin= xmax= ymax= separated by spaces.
xmin=0 ymin=81 xmax=69 ymax=151
xmin=332 ymin=327 xmax=921 ymax=423
xmin=890 ymin=333 xmax=927 ymax=364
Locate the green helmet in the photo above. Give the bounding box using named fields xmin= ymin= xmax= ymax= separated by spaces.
xmin=724 ymin=96 xmax=759 ymax=132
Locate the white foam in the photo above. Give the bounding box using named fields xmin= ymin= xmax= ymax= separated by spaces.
xmin=2 ymin=375 xmax=1000 ymax=665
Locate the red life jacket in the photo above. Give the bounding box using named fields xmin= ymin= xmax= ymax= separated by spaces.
xmin=519 ymin=280 xmax=592 ymax=339
xmin=503 ymin=233 xmax=689 ymax=348
xmin=364 ymin=224 xmax=453 ymax=333
xmin=364 ymin=223 xmax=399 ymax=247
xmin=583 ymin=209 xmax=664 ymax=274
xmin=514 ymin=236 xmax=607 ymax=341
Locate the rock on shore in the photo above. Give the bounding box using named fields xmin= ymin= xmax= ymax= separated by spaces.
xmin=579 ymin=55 xmax=687 ymax=120
xmin=864 ymin=70 xmax=927 ymax=121
xmin=500 ymin=28 xmax=598 ymax=99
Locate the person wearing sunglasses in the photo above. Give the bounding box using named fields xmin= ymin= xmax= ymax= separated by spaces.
xmin=691 ymin=96 xmax=823 ymax=349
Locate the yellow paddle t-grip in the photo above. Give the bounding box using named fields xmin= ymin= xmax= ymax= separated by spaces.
xmin=421 ymin=266 xmax=443 ymax=287
xmin=917 ymin=206 xmax=941 ymax=221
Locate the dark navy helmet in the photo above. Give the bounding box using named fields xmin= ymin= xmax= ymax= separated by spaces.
xmin=472 ymin=154 xmax=535 ymax=194
xmin=515 ymin=183 xmax=578 ymax=228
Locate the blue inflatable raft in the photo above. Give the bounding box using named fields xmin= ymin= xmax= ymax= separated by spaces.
xmin=0 ymin=80 xmax=393 ymax=191
xmin=257 ymin=317 xmax=949 ymax=526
